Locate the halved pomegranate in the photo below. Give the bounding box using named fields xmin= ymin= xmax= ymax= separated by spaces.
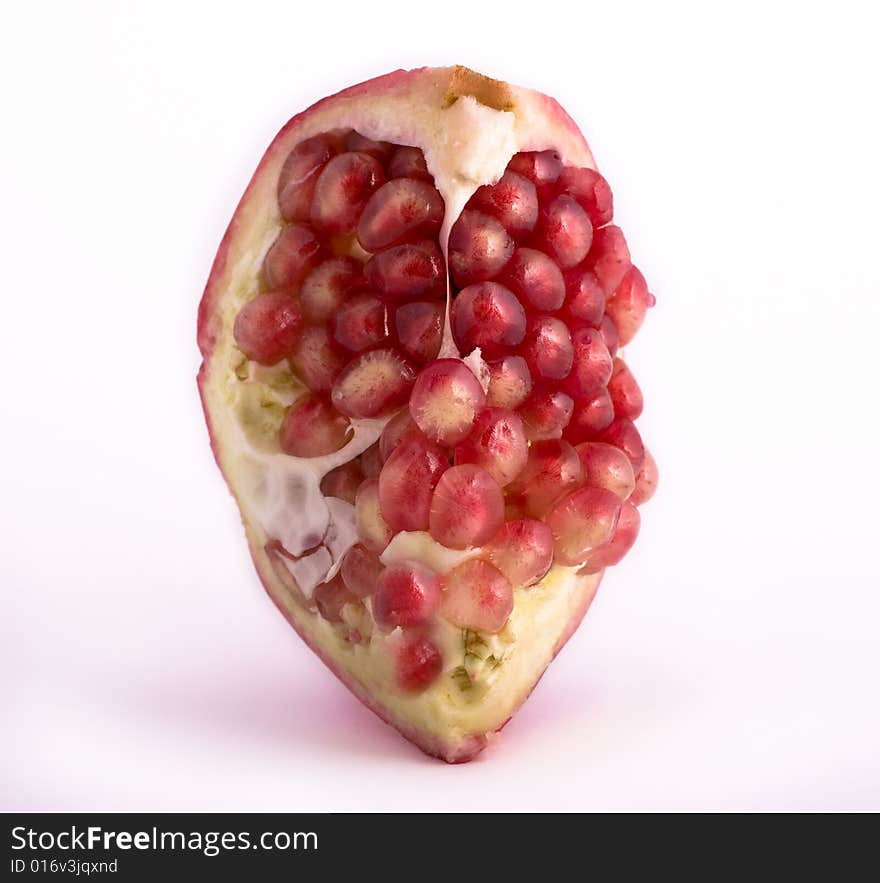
xmin=197 ymin=66 xmax=657 ymax=764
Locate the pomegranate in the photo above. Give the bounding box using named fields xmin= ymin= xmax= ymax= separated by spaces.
xmin=197 ymin=66 xmax=657 ymax=764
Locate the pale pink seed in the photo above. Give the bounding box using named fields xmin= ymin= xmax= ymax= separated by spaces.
xmin=451 ymin=282 xmax=527 ymax=357
xmin=344 ymin=132 xmax=393 ymax=160
xmin=507 ymin=439 xmax=584 ymax=518
xmin=320 ymin=460 xmax=364 ymax=504
xmin=262 ymin=224 xmax=324 ymax=291
xmin=440 ymin=559 xmax=513 ymax=633
xmin=597 ymin=418 xmax=646 ymax=471
xmin=340 ymin=543 xmax=384 ymax=598
xmin=378 ymin=432 xmax=448 ymax=532
xmin=520 ymin=316 xmax=574 ymax=381
xmin=448 ymin=210 xmax=515 ymax=286
xmin=310 ymin=152 xmax=386 ymax=235
xmin=429 ymin=464 xmax=505 ymax=549
xmin=454 ymin=407 xmax=528 ymax=487
xmin=562 ymin=389 xmax=614 ymax=443
xmin=485 ymin=355 xmax=533 ymax=409
xmin=562 ymin=267 xmax=605 ymax=327
xmin=586 ymin=225 xmax=632 ymax=295
xmin=599 ymin=315 xmax=620 ymax=357
xmin=372 ymin=561 xmax=441 ymax=629
xmin=469 ymin=170 xmax=538 ymax=239
xmin=547 ymin=485 xmax=622 ymax=566
xmin=364 ymin=241 xmax=446 ymax=300
xmin=394 ymin=301 xmax=443 ymax=364
xmin=300 ymin=257 xmax=362 ymax=324
xmin=534 ymin=195 xmax=593 ymax=269
xmin=356 ymin=179 xmax=444 ymax=252
xmin=280 ymin=395 xmax=351 ymax=457
xmin=355 ymin=478 xmax=393 ymax=552
xmin=330 ymin=348 xmax=416 ymax=418
xmin=579 ymin=501 xmax=640 ymax=573
xmin=630 ymin=449 xmax=658 ymax=506
xmin=396 ymin=634 xmax=443 ymax=692
xmin=484 ymin=519 xmax=553 ymax=589
xmin=332 ymin=293 xmax=389 ymax=352
xmin=605 ymin=267 xmax=652 ymax=346
xmin=277 ymin=135 xmax=336 ymax=222
xmin=233 ymin=291 xmax=302 ymax=365
xmin=359 ymin=442 xmax=383 ymax=478
xmin=575 ymin=442 xmax=636 ymax=500
xmin=501 ymin=248 xmax=566 ymax=311
xmin=506 ymin=150 xmax=563 ymax=186
xmin=564 ymin=325 xmax=613 ymax=398
xmin=519 ymin=388 xmax=574 ymax=441
xmin=607 ymin=358 xmax=644 ymax=420
xmin=379 ymin=409 xmax=416 ymax=462
xmin=389 ymin=146 xmax=431 ymax=181
xmin=288 ymin=325 xmax=348 ymax=392
xmin=409 ymin=359 xmax=486 ymax=447
xmin=556 ymin=166 xmax=614 ymax=228
xmin=314 ymin=573 xmax=357 ymax=623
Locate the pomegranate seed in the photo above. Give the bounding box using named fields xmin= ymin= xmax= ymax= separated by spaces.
xmin=379 ymin=409 xmax=416 ymax=462
xmin=597 ymin=418 xmax=645 ymax=471
xmin=277 ymin=135 xmax=336 ymax=222
xmin=355 ymin=478 xmax=393 ymax=552
xmin=320 ymin=459 xmax=363 ymax=504
xmin=314 ymin=573 xmax=356 ymax=623
xmin=331 ymin=348 xmax=416 ymax=418
xmin=373 ymin=561 xmax=441 ymax=629
xmin=607 ymin=358 xmax=644 ymax=420
xmin=440 ymin=558 xmax=513 ymax=632
xmin=547 ymin=485 xmax=622 ymax=566
xmin=501 ymin=247 xmax=566 ymax=311
xmin=519 ymin=388 xmax=574 ymax=440
xmin=378 ymin=432 xmax=448 ymax=532
xmin=310 ymin=151 xmax=386 ymax=235
xmin=556 ymin=166 xmax=613 ymax=228
xmin=586 ymin=225 xmax=631 ymax=295
xmin=534 ymin=194 xmax=593 ymax=269
xmin=340 ymin=542 xmax=384 ymax=598
xmin=389 ymin=145 xmax=431 ymax=181
xmin=448 ymin=210 xmax=514 ymax=286
xmin=485 ymin=355 xmax=532 ymax=409
xmin=562 ymin=388 xmax=614 ymax=442
xmin=288 ymin=325 xmax=347 ymax=392
xmin=344 ymin=131 xmax=393 ymax=160
xmin=429 ymin=464 xmax=504 ymax=549
xmin=332 ymin=292 xmax=389 ymax=352
xmin=605 ymin=267 xmax=651 ymax=346
xmin=469 ymin=170 xmax=538 ymax=239
xmin=357 ymin=179 xmax=444 ymax=252
xmin=394 ymin=301 xmax=443 ymax=364
xmin=579 ymin=501 xmax=640 ymax=573
xmin=483 ymin=518 xmax=553 ymax=589
xmin=630 ymin=448 xmax=658 ymax=506
xmin=562 ymin=267 xmax=605 ymax=327
xmin=300 ymin=257 xmax=361 ymax=324
xmin=507 ymin=439 xmax=583 ymax=517
xmin=451 ymin=282 xmax=527 ymax=357
xmin=262 ymin=224 xmax=323 ymax=291
xmin=563 ymin=325 xmax=613 ymax=398
xmin=507 ymin=150 xmax=563 ymax=186
xmin=364 ymin=240 xmax=445 ymax=300
xmin=520 ymin=316 xmax=574 ymax=381
xmin=280 ymin=395 xmax=351 ymax=457
xmin=599 ymin=315 xmax=620 ymax=356
xmin=409 ymin=359 xmax=486 ymax=447
xmin=396 ymin=634 xmax=443 ymax=692
xmin=454 ymin=407 xmax=528 ymax=487
xmin=575 ymin=442 xmax=636 ymax=500
xmin=233 ymin=291 xmax=302 ymax=365
xmin=359 ymin=442 xmax=383 ymax=478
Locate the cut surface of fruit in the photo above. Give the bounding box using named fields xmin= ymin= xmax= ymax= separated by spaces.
xmin=198 ymin=65 xmax=656 ymax=764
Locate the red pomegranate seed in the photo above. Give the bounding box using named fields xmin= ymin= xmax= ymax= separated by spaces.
xmin=454 ymin=407 xmax=528 ymax=487
xmin=310 ymin=151 xmax=386 ymax=235
xmin=607 ymin=358 xmax=644 ymax=420
xmin=562 ymin=267 xmax=605 ymax=327
xmin=501 ymin=248 xmax=566 ymax=311
xmin=547 ymin=485 xmax=622 ymax=566
xmin=599 ymin=315 xmax=620 ymax=357
xmin=575 ymin=442 xmax=636 ymax=500
xmin=300 ymin=257 xmax=361 ymax=324
xmin=586 ymin=225 xmax=631 ymax=295
xmin=507 ymin=150 xmax=563 ymax=186
xmin=379 ymin=409 xmax=415 ymax=462
xmin=331 ymin=348 xmax=416 ymax=418
xmin=340 ymin=542 xmax=384 ymax=598
xmin=562 ymin=389 xmax=614 ymax=442
xmin=429 ymin=464 xmax=504 ymax=549
xmin=519 ymin=387 xmax=574 ymax=440
xmin=359 ymin=442 xmax=383 ymax=478
xmin=483 ymin=518 xmax=553 ymax=589
xmin=288 ymin=325 xmax=347 ymax=392
xmin=440 ymin=559 xmax=513 ymax=633
xmin=630 ymin=448 xmax=658 ymax=506
xmin=564 ymin=326 xmax=613 ymax=398
xmin=344 ymin=131 xmax=393 ymax=160
xmin=469 ymin=170 xmax=538 ymax=239
xmin=448 ymin=210 xmax=514 ymax=286
xmin=395 ymin=301 xmax=444 ymax=364
xmin=320 ymin=459 xmax=363 ymax=504
xmin=556 ymin=166 xmax=613 ymax=228
xmin=597 ymin=418 xmax=645 ymax=471
xmin=356 ymin=179 xmax=444 ymax=252
xmin=280 ymin=395 xmax=351 ymax=457
xmin=409 ymin=359 xmax=486 ymax=447
xmin=579 ymin=501 xmax=640 ymax=573
xmin=389 ymin=145 xmax=431 ymax=181
xmin=277 ymin=135 xmax=336 ymax=222
xmin=233 ymin=291 xmax=302 ymax=365
xmin=355 ymin=477 xmax=393 ymax=552
xmin=396 ymin=634 xmax=443 ymax=692
xmin=332 ymin=292 xmax=389 ymax=352
xmin=485 ymin=355 xmax=532 ymax=409
xmin=451 ymin=282 xmax=527 ymax=357
xmin=262 ymin=224 xmax=323 ymax=291
xmin=373 ymin=561 xmax=441 ymax=629
xmin=534 ymin=194 xmax=593 ymax=269
xmin=314 ymin=573 xmax=356 ymax=623
xmin=364 ymin=240 xmax=445 ymax=300
xmin=507 ymin=439 xmax=583 ymax=517
xmin=520 ymin=316 xmax=574 ymax=381
xmin=605 ymin=267 xmax=652 ymax=346
xmin=378 ymin=432 xmax=448 ymax=532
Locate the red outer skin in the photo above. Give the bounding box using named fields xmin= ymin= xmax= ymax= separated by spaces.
xmin=197 ymin=68 xmax=601 ymax=763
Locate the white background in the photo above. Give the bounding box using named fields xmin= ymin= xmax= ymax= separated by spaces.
xmin=3 ymin=1 xmax=879 ymax=811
